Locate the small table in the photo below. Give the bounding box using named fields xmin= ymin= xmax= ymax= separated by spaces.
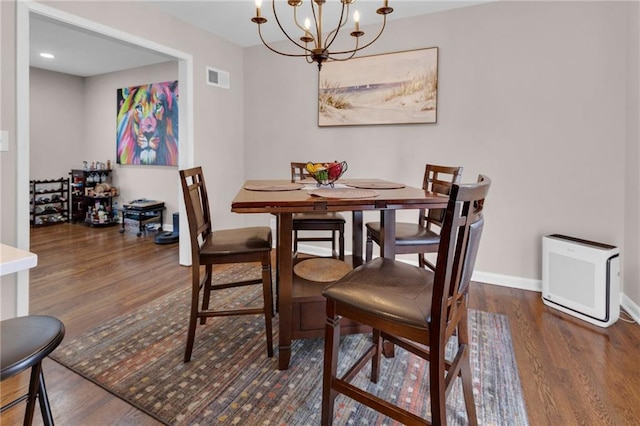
xmin=119 ymin=200 xmax=165 ymax=237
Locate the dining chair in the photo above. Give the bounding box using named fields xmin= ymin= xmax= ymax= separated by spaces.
xmin=179 ymin=166 xmax=274 ymax=362
xmin=321 ymin=175 xmax=491 ymax=426
xmin=1 ymin=315 xmax=65 ymax=426
xmin=365 ymin=164 xmax=463 ymax=270
xmin=290 ymin=162 xmax=345 ymax=260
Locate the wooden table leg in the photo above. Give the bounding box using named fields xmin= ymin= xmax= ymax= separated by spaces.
xmin=380 ymin=209 xmax=397 ymax=358
xmin=352 ymin=211 xmax=363 ymax=267
xmin=277 ymin=213 xmax=293 ymax=370
xmin=274 ymin=214 xmax=280 ymax=313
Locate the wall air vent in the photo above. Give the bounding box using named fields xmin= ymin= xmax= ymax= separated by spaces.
xmin=206 ymin=66 xmax=230 ymax=89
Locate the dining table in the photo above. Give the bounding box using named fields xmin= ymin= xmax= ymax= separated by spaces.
xmin=231 ymin=178 xmax=449 ymax=370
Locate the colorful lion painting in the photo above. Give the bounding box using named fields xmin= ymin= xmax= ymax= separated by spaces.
xmin=116 ymin=80 xmax=179 ymax=166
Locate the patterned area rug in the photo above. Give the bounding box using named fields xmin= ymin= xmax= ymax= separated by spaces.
xmin=51 ymin=264 xmax=529 ymax=425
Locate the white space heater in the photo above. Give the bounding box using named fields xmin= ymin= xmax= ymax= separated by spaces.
xmin=542 ymin=234 xmax=620 ymax=327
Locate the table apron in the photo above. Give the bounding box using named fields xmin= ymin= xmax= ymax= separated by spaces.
xmin=232 ymin=202 xmax=446 ymax=214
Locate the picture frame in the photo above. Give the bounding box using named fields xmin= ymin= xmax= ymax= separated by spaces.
xmin=116 ymin=80 xmax=179 ymax=166
xmin=318 ymin=47 xmax=438 ymax=127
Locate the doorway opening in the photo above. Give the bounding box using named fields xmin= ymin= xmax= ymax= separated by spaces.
xmin=15 ymin=2 xmax=193 ymax=315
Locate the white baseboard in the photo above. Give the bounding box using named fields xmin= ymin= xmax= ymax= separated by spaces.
xmin=295 ymin=243 xmax=542 ymax=291
xmin=293 ymin=244 xmax=332 ymax=258
xmin=294 ymin=243 xmax=639 ymax=325
xmin=471 ymin=271 xmax=541 ymax=292
xmin=621 ymin=294 xmax=640 ymax=323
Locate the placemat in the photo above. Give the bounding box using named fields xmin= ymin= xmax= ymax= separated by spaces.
xmin=307 ymin=188 xmax=380 ymax=199
xmin=293 ymin=258 xmax=353 ymax=282
xmin=244 ymin=183 xmax=303 ymax=191
xmin=344 ymin=181 xmax=406 ymax=189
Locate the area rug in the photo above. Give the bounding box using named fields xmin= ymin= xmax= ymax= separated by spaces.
xmin=51 ymin=264 xmax=529 ymax=425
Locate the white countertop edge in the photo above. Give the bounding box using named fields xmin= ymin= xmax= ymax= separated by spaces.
xmin=0 ymin=244 xmax=38 ymax=276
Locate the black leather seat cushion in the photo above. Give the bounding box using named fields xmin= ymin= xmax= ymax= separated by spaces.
xmin=200 ymin=226 xmax=272 ymax=258
xmin=293 ymin=212 xmax=346 ymax=223
xmin=366 ymin=221 xmax=439 ymax=246
xmin=339 ymin=218 xmax=485 ymax=327
xmin=323 ymin=258 xmax=434 ymax=329
xmin=1 ymin=315 xmax=65 ymax=380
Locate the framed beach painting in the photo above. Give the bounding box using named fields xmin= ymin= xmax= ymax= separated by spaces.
xmin=318 ymin=47 xmax=438 ymax=127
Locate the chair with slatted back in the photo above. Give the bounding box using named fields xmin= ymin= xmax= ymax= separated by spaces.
xmin=291 ymin=162 xmax=345 ymax=260
xmin=1 ymin=315 xmax=65 ymax=426
xmin=365 ymin=164 xmax=463 ymax=270
xmin=180 ymin=166 xmax=274 ymax=362
xmin=321 ymin=175 xmax=491 ymax=426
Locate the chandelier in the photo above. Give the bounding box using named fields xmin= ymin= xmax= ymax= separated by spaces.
xmin=251 ymin=0 xmax=394 ymax=70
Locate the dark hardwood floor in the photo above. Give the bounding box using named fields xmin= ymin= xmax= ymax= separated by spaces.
xmin=2 ymin=223 xmax=639 ymax=425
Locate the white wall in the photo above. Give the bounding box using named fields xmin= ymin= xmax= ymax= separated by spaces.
xmin=28 ymin=56 xmax=185 ymax=233
xmin=624 ymin=1 xmax=640 ymax=308
xmin=1 ymin=0 xmax=19 ymax=319
xmin=27 ymin=0 xmax=247 ymax=232
xmin=27 ymin=26 xmax=248 ymax=236
xmin=244 ymin=2 xmax=635 ymax=300
xmin=2 ymin=0 xmax=246 ymax=317
xmin=82 ymin=62 xmax=179 ymax=224
xmin=30 ymin=67 xmax=85 ymax=180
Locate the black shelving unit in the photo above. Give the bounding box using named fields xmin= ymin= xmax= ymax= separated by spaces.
xmin=69 ymin=169 xmax=117 ymax=226
xmin=30 ymin=178 xmax=69 ymax=227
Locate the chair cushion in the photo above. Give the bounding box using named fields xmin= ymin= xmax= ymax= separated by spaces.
xmin=293 ymin=212 xmax=346 ymax=223
xmin=366 ymin=221 xmax=439 ymax=246
xmin=1 ymin=315 xmax=65 ymax=380
xmin=322 ymin=258 xmax=433 ymax=329
xmin=201 ymin=226 xmax=272 ymax=257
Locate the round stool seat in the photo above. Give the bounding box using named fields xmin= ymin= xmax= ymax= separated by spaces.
xmin=294 ymin=258 xmax=352 ymax=282
xmin=1 ymin=315 xmax=65 ymax=380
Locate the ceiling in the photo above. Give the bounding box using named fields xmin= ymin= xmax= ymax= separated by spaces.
xmin=30 ymin=1 xmax=489 ymax=77
xmin=30 ymin=14 xmax=175 ymax=77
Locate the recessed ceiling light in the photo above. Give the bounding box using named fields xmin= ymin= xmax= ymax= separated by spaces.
xmin=39 ymin=53 xmax=55 ymax=59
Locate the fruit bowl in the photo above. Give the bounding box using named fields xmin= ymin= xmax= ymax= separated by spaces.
xmin=306 ymin=161 xmax=348 ymax=187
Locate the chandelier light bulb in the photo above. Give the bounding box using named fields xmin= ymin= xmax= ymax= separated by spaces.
xmin=252 ymin=0 xmax=267 ymax=24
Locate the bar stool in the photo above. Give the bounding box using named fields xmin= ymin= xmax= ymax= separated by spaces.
xmin=1 ymin=315 xmax=65 ymax=426
xmin=365 ymin=164 xmax=463 ymax=269
xmin=180 ymin=167 xmax=274 ymax=362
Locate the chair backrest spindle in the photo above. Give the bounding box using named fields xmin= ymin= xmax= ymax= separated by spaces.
xmin=419 ymin=164 xmax=464 ymax=234
xmin=180 ymin=167 xmax=212 ymax=255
